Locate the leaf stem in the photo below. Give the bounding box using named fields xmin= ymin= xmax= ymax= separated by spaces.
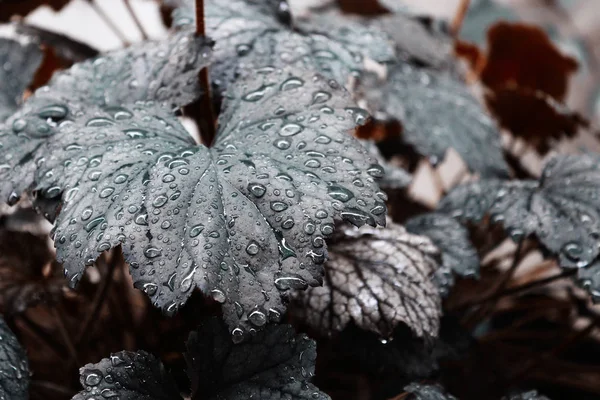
xmin=124 ymin=0 xmax=149 ymax=40
xmin=451 ymin=0 xmax=471 ymax=36
xmin=76 ymin=251 xmax=120 ymax=345
xmin=195 ymin=0 xmax=217 ymax=146
xmin=87 ymin=0 xmax=131 ymax=47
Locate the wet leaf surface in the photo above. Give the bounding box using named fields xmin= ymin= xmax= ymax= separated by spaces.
xmin=503 ymin=391 xmax=551 ymax=400
xmin=174 ymin=0 xmax=395 ymax=96
xmin=0 ymin=43 xmax=385 ymax=335
xmin=362 ymin=140 xmax=411 ymax=190
xmin=0 ymin=37 xmax=43 ymax=121
xmin=406 ymin=212 xmax=480 ymax=296
xmin=293 ymin=220 xmax=441 ymax=338
xmin=0 ymin=316 xmax=30 ymax=400
xmin=74 ymin=319 xmax=330 ymax=400
xmin=357 ymin=63 xmax=509 ymax=177
xmin=439 ymin=154 xmax=600 ymax=270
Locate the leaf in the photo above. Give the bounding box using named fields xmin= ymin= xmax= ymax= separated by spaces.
xmin=357 ymin=63 xmax=509 ymax=177
xmin=460 ymin=0 xmax=518 ymax=46
xmin=404 ymin=383 xmax=458 ymax=400
xmin=294 ymin=10 xmax=397 ymax=65
xmin=186 ymin=318 xmax=330 ymax=400
xmin=502 ymin=391 xmax=551 ymax=400
xmin=1 ymin=61 xmax=385 ymax=335
xmin=438 ymin=154 xmax=600 ymax=270
xmin=293 ymin=220 xmax=441 ymax=338
xmin=0 ymin=316 xmax=30 ymax=400
xmin=481 ymin=22 xmax=578 ymax=101
xmin=362 ymin=140 xmax=412 ymax=190
xmin=576 ymin=258 xmax=600 ymax=302
xmin=485 ymin=87 xmax=588 ymax=154
xmin=16 ymin=22 xmax=100 ymax=63
xmin=0 ymin=37 xmax=43 ymax=121
xmin=74 ymin=351 xmax=182 ymax=400
xmin=174 ymin=0 xmax=395 ymax=96
xmin=406 ymin=212 xmax=480 ymax=296
xmin=74 ymin=319 xmax=330 ymax=400
xmin=370 ymin=11 xmax=457 ymax=72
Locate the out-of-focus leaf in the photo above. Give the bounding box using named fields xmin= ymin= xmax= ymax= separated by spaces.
xmin=0 ymin=222 xmax=62 ymax=314
xmin=0 ymin=36 xmax=43 ymax=121
xmin=576 ymin=259 xmax=600 ymax=303
xmin=357 ymin=64 xmax=509 ymax=177
xmin=404 ymin=383 xmax=458 ymax=400
xmin=439 ymin=154 xmax=600 ymax=270
xmin=0 ymin=316 xmax=29 ymax=400
xmin=362 ymin=140 xmax=411 ymax=190
xmin=293 ymin=220 xmax=441 ymax=338
xmin=481 ymin=22 xmax=578 ymax=101
xmin=74 ymin=351 xmax=181 ymax=400
xmin=486 ymin=87 xmax=588 ymax=154
xmin=16 ymin=23 xmax=99 ymax=63
xmin=74 ymin=319 xmax=330 ymax=400
xmin=174 ymin=0 xmax=395 ymax=95
xmin=372 ymin=12 xmax=457 ymax=72
xmin=0 ymin=0 xmax=70 ymax=22
xmin=503 ymin=391 xmax=551 ymax=400
xmin=406 ymin=212 xmax=479 ymax=296
xmin=186 ymin=318 xmax=330 ymax=400
xmin=1 ymin=60 xmax=386 ymax=335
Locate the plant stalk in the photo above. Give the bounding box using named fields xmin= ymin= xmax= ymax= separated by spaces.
xmin=195 ymin=0 xmax=217 ymax=146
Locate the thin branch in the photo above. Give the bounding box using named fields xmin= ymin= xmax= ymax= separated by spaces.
xmin=86 ymin=0 xmax=130 ymax=47
xmin=76 ymin=251 xmax=120 ymax=345
xmin=124 ymin=0 xmax=149 ymax=40
xmin=18 ymin=313 xmax=66 ymax=358
xmin=50 ymin=306 xmax=79 ymax=366
xmin=451 ymin=0 xmax=471 ymax=36
xmin=195 ymin=0 xmax=217 ymax=146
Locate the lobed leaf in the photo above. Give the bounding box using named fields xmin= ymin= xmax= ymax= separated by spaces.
xmin=293 ymin=220 xmax=441 ymax=338
xmin=502 ymin=391 xmax=551 ymax=400
xmin=74 ymin=319 xmax=330 ymax=400
xmin=186 ymin=319 xmax=330 ymax=399
xmin=357 ymin=63 xmax=509 ymax=177
xmin=0 ymin=316 xmax=30 ymax=400
xmin=1 ymin=56 xmax=385 ymax=335
xmin=406 ymin=212 xmax=480 ymax=296
xmin=0 ymin=37 xmax=43 ymax=121
xmin=439 ymin=154 xmax=600 ymax=270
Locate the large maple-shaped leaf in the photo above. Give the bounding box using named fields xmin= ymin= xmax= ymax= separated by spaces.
xmin=0 ymin=316 xmax=30 ymax=400
xmin=357 ymin=63 xmax=509 ymax=177
xmin=1 ymin=61 xmax=385 ymax=335
xmin=174 ymin=0 xmax=395 ymax=95
xmin=439 ymin=154 xmax=600 ymax=270
xmin=74 ymin=319 xmax=330 ymax=400
xmin=406 ymin=212 xmax=480 ymax=296
xmin=293 ymin=220 xmax=441 ymax=338
xmin=404 ymin=383 xmax=458 ymax=400
xmin=0 ymin=36 xmax=43 ymax=121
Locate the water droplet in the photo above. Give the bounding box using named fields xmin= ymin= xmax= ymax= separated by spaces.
xmin=270 ymin=201 xmax=288 ymax=212
xmin=248 ymin=182 xmax=266 ymax=198
xmin=246 ymin=241 xmax=260 ymax=255
xmin=189 ymin=224 xmax=204 ymax=238
xmin=248 ymin=310 xmax=267 ymax=326
xmin=144 ymin=247 xmax=162 ymax=259
xmin=280 ymin=77 xmax=304 ymax=91
xmin=211 ymin=289 xmax=226 ymax=303
xmin=280 ymin=123 xmax=304 ymax=137
xmin=327 ymin=185 xmax=354 ymax=202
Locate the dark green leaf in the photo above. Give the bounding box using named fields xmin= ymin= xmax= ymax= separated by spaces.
xmin=74 ymin=351 xmax=181 ymax=400
xmin=293 ymin=220 xmax=441 ymax=337
xmin=357 ymin=63 xmax=509 ymax=177
xmin=406 ymin=212 xmax=479 ymax=296
xmin=1 ymin=62 xmax=385 ymax=335
xmin=439 ymin=154 xmax=600 ymax=269
xmin=0 ymin=316 xmax=29 ymax=400
xmin=0 ymin=36 xmax=42 ymax=121
xmin=405 ymin=383 xmax=458 ymax=400
xmin=186 ymin=318 xmax=330 ymax=399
